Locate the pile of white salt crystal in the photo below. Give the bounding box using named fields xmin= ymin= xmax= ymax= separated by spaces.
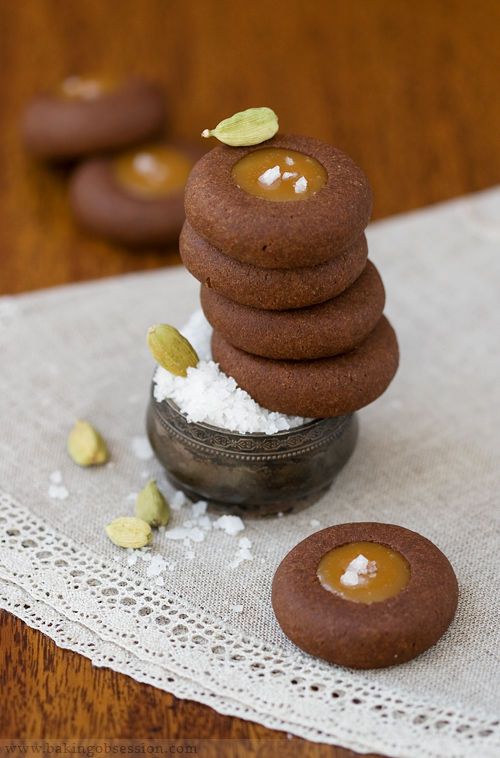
xmin=152 ymin=310 xmax=311 ymax=435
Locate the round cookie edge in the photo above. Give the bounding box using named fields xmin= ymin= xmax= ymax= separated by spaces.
xmin=271 ymin=522 xmax=458 ymax=669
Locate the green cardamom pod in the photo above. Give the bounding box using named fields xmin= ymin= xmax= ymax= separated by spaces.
xmin=147 ymin=324 xmax=198 ymax=377
xmin=105 ymin=516 xmax=153 ymax=549
xmin=135 ymin=479 xmax=170 ymax=527
xmin=68 ymin=419 xmax=108 ymax=466
xmin=201 ymin=107 xmax=279 ymax=146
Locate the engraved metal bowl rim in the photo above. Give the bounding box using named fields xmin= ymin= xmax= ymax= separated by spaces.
xmin=148 ymin=381 xmax=355 ymax=460
xmin=150 ymin=383 xmax=325 ymax=439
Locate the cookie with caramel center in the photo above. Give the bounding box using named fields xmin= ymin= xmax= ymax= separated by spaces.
xmin=272 ymin=522 xmax=458 ymax=669
xmin=184 ymin=134 xmax=372 ymax=268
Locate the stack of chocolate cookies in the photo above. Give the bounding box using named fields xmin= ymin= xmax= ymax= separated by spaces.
xmin=181 ymin=133 xmax=398 ymax=418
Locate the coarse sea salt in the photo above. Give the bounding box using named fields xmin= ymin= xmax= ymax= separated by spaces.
xmin=340 ymin=554 xmax=378 ymax=587
xmin=164 ymin=525 xmax=206 ymax=543
xmin=258 ymin=165 xmax=281 ymax=186
xmin=170 ymin=490 xmax=187 ymax=511
xmin=294 ymin=176 xmax=308 ymax=193
xmin=153 ymin=310 xmax=311 ymax=435
xmin=229 ymin=535 xmax=254 ymax=569
xmin=49 ymin=470 xmax=63 ymax=485
xmin=213 ymin=514 xmax=245 ymax=536
xmin=48 ymin=484 xmax=69 ymax=500
xmin=131 ymin=435 xmax=154 ymax=460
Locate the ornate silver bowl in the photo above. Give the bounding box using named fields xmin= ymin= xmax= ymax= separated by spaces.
xmin=146 ymin=388 xmax=358 ymax=518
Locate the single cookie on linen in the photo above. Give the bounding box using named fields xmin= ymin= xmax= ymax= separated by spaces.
xmin=272 ymin=522 xmax=458 ymax=669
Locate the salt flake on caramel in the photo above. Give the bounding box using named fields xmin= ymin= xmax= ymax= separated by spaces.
xmin=340 ymin=554 xmax=377 ymax=587
xmin=258 ymin=165 xmax=281 ymax=186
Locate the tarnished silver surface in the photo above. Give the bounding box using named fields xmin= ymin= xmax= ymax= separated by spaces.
xmin=146 ymin=388 xmax=358 ymax=517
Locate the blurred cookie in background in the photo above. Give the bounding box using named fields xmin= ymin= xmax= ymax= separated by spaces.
xmin=21 ymin=75 xmax=166 ymax=161
xmin=69 ymin=141 xmax=204 ymax=246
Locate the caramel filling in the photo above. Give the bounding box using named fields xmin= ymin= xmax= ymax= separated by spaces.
xmin=231 ymin=148 xmax=327 ymax=201
xmin=57 ymin=75 xmax=119 ymax=101
xmin=317 ymin=541 xmax=410 ymax=604
xmin=112 ymin=145 xmax=193 ymax=198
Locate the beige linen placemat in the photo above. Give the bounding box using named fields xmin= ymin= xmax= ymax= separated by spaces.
xmin=1 ymin=187 xmax=500 ymax=758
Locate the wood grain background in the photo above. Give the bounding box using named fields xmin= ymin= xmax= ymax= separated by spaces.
xmin=1 ymin=1 xmax=500 ymax=754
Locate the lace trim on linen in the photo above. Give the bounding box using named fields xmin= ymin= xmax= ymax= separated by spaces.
xmin=1 ymin=492 xmax=499 ymax=758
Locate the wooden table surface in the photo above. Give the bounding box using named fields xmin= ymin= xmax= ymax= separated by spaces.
xmin=1 ymin=1 xmax=500 ymax=754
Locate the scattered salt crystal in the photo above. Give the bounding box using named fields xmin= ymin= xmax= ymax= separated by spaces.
xmin=146 ymin=555 xmax=167 ymax=577
xmin=163 ymin=527 xmax=192 ymax=540
xmin=310 ymin=519 xmax=321 ymax=528
xmin=155 ymin=576 xmax=165 ymax=586
xmin=127 ymin=553 xmax=138 ymax=566
xmin=170 ymin=490 xmax=187 ymax=511
xmin=229 ymin=549 xmax=253 ymax=569
xmin=258 ymin=165 xmax=281 ymax=186
xmin=49 ymin=470 xmax=62 ymax=484
xmin=164 ymin=526 xmax=205 ymax=543
xmin=229 ymin=536 xmax=253 ymax=569
xmin=294 ymin=176 xmax=308 ymax=193
xmin=131 ymin=436 xmax=154 ymax=460
xmin=48 ymin=484 xmax=69 ymax=500
xmin=185 ymin=550 xmax=195 ymax=559
xmin=197 ymin=516 xmax=212 ymax=531
xmin=214 ymin=515 xmax=245 ymax=536
xmin=230 ymin=605 xmax=243 ymax=613
xmin=187 ymin=527 xmax=205 ymax=543
xmin=282 ymin=171 xmax=298 ymax=180
xmin=140 ymin=552 xmax=152 ymax=562
xmin=285 ymin=156 xmax=294 ymax=166
xmin=192 ymin=501 xmax=208 ymax=517
xmin=126 ymin=492 xmax=138 ymax=501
